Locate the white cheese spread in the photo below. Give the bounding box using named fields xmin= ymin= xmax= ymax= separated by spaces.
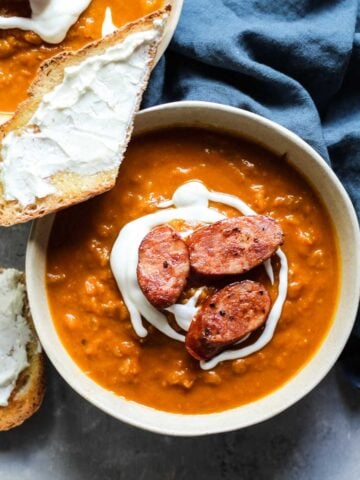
xmin=0 ymin=0 xmax=91 ymax=44
xmin=0 ymin=21 xmax=164 ymax=206
xmin=110 ymin=181 xmax=288 ymax=370
xmin=0 ymin=269 xmax=31 ymax=407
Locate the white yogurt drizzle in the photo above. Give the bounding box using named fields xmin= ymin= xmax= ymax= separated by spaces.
xmin=101 ymin=7 xmax=117 ymax=37
xmin=110 ymin=181 xmax=288 ymax=369
xmin=0 ymin=0 xmax=91 ymax=44
xmin=165 ymin=288 xmax=204 ymax=332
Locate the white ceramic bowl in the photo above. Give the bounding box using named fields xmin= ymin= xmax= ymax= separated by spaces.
xmin=26 ymin=101 xmax=360 ymax=436
xmin=157 ymin=0 xmax=183 ymax=61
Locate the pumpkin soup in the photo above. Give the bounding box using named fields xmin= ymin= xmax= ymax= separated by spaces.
xmin=46 ymin=128 xmax=339 ymax=414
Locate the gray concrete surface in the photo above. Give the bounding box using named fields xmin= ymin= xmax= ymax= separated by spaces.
xmin=1 ymin=223 xmax=360 ymax=480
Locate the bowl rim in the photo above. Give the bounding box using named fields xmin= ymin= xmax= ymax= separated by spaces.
xmin=156 ymin=0 xmax=183 ymax=61
xmin=26 ymin=101 xmax=360 ymax=436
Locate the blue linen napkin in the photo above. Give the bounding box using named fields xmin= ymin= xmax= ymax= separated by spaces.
xmin=143 ymin=0 xmax=360 ymax=385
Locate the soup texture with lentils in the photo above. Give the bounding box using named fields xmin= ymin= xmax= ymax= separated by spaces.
xmin=46 ymin=128 xmax=339 ymax=414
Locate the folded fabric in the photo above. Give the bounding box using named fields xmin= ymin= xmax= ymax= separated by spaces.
xmin=143 ymin=0 xmax=360 ymax=383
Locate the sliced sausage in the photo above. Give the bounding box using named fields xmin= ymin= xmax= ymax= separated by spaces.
xmin=137 ymin=225 xmax=190 ymax=309
xmin=188 ymin=215 xmax=283 ymax=276
xmin=185 ymin=281 xmax=271 ymax=361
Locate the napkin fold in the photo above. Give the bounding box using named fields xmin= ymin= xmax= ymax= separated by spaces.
xmin=144 ymin=0 xmax=360 ymax=384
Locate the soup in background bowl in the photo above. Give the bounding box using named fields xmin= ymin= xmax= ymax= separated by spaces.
xmin=26 ymin=102 xmax=360 ymax=435
xmin=0 ymin=0 xmax=183 ymax=113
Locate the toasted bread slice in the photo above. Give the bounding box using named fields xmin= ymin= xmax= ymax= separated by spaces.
xmin=0 ymin=7 xmax=170 ymax=226
xmin=0 ymin=269 xmax=45 ymax=431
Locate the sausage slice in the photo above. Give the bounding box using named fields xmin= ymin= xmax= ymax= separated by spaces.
xmin=186 ymin=281 xmax=271 ymax=361
xmin=188 ymin=216 xmax=283 ymax=276
xmin=137 ymin=225 xmax=190 ymax=309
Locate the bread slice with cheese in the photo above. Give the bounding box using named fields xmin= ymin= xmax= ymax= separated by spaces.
xmin=0 ymin=7 xmax=170 ymax=227
xmin=0 ymin=269 xmax=45 ymax=431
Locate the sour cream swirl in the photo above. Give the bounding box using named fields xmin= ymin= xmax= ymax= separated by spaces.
xmin=110 ymin=181 xmax=288 ymax=369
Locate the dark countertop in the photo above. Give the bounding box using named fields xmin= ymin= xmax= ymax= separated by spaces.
xmin=1 ymin=223 xmax=360 ymax=480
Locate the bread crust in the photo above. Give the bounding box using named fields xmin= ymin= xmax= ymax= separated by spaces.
xmin=0 ymin=6 xmax=170 ymax=227
xmin=0 ymin=270 xmax=45 ymax=431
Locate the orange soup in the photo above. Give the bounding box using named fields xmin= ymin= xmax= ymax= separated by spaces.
xmin=46 ymin=128 xmax=339 ymax=414
xmin=0 ymin=0 xmax=164 ymax=112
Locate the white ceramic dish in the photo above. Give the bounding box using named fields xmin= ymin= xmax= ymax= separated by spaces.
xmin=157 ymin=0 xmax=183 ymax=62
xmin=26 ymin=101 xmax=360 ymax=436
